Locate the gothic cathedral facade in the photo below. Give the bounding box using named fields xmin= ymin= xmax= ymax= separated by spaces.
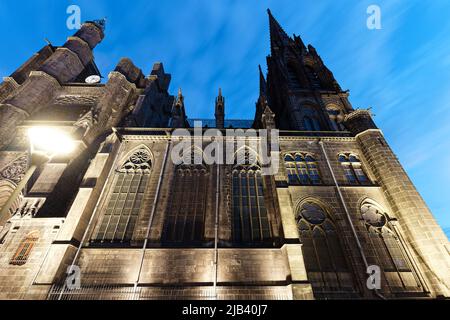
xmin=0 ymin=10 xmax=448 ymax=300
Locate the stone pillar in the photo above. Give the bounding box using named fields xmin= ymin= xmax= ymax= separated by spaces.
xmin=277 ymin=185 xmax=314 ymax=300
xmin=345 ymin=110 xmax=450 ymax=297
xmin=282 ymin=244 xmax=314 ymax=300
xmin=0 ymin=21 xmax=104 ymax=149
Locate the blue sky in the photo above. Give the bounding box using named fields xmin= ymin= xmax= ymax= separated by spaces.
xmin=0 ymin=0 xmax=449 ymax=238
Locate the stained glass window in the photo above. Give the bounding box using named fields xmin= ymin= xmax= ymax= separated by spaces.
xmin=297 ymin=202 xmax=352 ymax=291
xmin=10 ymin=231 xmax=39 ymax=265
xmin=91 ymin=148 xmax=151 ymax=243
xmin=232 ymin=161 xmax=271 ymax=243
xmin=162 ymin=163 xmax=208 ymax=243
xmin=284 ymin=153 xmax=322 ymax=185
xmin=339 ymin=154 xmax=370 ymax=185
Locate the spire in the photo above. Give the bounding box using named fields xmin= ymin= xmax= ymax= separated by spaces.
xmin=261 ymin=103 xmax=276 ymax=129
xmin=267 ymin=9 xmax=291 ymax=51
xmin=293 ymin=34 xmax=307 ymax=52
xmin=216 ymin=87 xmax=224 ymax=104
xmin=215 ymin=87 xmax=225 ymax=129
xmin=170 ymin=88 xmax=187 ymax=128
xmin=87 ymin=18 xmax=107 ymax=32
xmin=307 ymin=44 xmax=318 ymax=56
xmin=176 ymin=88 xmax=184 ymax=105
xmin=258 ymin=65 xmax=267 ymax=96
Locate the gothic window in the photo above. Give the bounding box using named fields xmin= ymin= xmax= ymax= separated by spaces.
xmin=339 ymin=153 xmax=370 ymax=185
xmin=10 ymin=231 xmax=39 ymax=266
xmin=361 ymin=201 xmax=409 ymax=272
xmin=284 ymin=155 xmax=298 ymax=185
xmin=326 ymin=106 xmax=345 ymax=131
xmin=91 ymin=148 xmax=151 ymax=243
xmin=232 ymin=150 xmax=271 ymax=242
xmin=297 ymin=202 xmax=352 ymax=291
xmin=284 ymin=153 xmax=322 ymax=185
xmin=162 ymin=149 xmax=208 ymax=243
xmin=361 ymin=200 xmax=420 ymax=290
xmin=305 ymin=65 xmax=321 ymax=89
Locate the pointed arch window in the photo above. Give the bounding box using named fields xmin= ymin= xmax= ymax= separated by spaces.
xmin=284 ymin=153 xmax=322 ymax=185
xmin=10 ymin=231 xmax=39 ymax=265
xmin=232 ymin=150 xmax=271 ymax=243
xmin=284 ymin=155 xmax=298 ymax=185
xmin=91 ymin=148 xmax=151 ymax=243
xmin=162 ymin=149 xmax=208 ymax=243
xmin=297 ymin=202 xmax=353 ymax=292
xmin=338 ymin=153 xmax=370 ymax=185
xmin=361 ymin=200 xmax=421 ymax=291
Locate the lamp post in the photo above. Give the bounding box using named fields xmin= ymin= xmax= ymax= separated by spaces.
xmin=0 ymin=127 xmax=75 ymax=219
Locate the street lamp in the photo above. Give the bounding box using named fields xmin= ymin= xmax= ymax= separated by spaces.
xmin=0 ymin=127 xmax=76 ymax=219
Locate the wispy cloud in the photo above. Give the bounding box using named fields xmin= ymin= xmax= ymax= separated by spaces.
xmin=1 ymin=0 xmax=449 ymax=230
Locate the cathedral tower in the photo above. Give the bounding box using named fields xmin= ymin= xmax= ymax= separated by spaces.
xmin=258 ymin=9 xmax=351 ymax=131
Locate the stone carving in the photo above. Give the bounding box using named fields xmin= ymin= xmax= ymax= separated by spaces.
xmin=13 ymin=198 xmax=44 ymax=218
xmin=74 ymin=107 xmax=99 ymax=130
xmin=54 ymin=95 xmax=99 ymax=107
xmin=361 ymin=202 xmax=387 ymax=228
xmin=119 ymin=148 xmax=151 ymax=172
xmin=0 ymin=154 xmax=28 ymax=184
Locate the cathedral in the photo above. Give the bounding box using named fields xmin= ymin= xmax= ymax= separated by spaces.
xmin=0 ymin=10 xmax=448 ymax=300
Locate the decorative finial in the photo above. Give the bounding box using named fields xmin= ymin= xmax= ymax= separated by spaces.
xmin=216 ymin=87 xmax=224 ymax=104
xmin=263 ymin=104 xmax=274 ymax=115
xmin=92 ymin=17 xmax=107 ymax=31
xmin=175 ymin=88 xmax=184 ymax=106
